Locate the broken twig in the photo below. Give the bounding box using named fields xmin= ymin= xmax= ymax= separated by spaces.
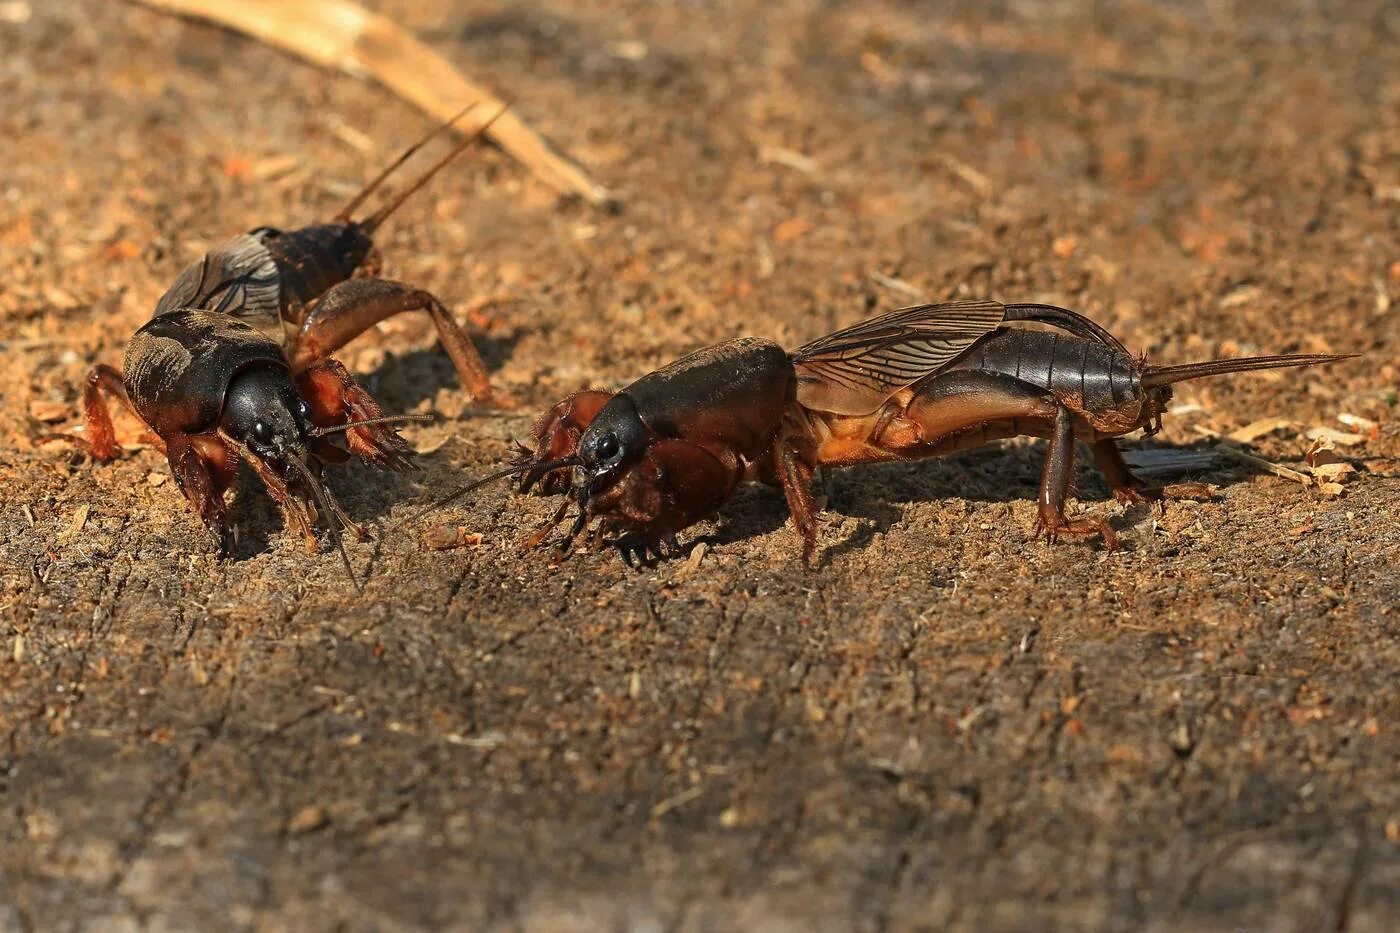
xmin=137 ymin=0 xmax=612 ymax=205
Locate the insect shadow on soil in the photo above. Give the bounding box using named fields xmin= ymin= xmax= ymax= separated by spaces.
xmin=356 ymin=328 xmax=524 ymax=414
xmin=696 ymin=436 xmax=1252 ymax=564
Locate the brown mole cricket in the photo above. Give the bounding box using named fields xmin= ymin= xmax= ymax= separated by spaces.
xmin=38 ymin=104 xmax=507 ymax=582
xmin=417 ymin=300 xmax=1352 ymax=566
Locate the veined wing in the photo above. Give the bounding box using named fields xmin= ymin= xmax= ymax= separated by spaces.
xmin=153 ymin=230 xmax=282 ymax=321
xmin=791 ymin=300 xmax=1006 ymax=415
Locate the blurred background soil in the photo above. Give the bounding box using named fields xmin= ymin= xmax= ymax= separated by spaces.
xmin=1 ymin=0 xmax=1398 ymax=929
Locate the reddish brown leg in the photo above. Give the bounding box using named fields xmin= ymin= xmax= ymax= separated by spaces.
xmin=37 ymin=364 xmax=162 ymax=460
xmin=1091 ymin=440 xmax=1214 ymax=507
xmin=772 ymin=433 xmax=820 ymax=567
xmin=284 ymin=277 xmax=492 ymax=403
xmin=586 ymin=438 xmax=741 ymax=565
xmin=1036 ymin=408 xmax=1117 ymax=548
xmin=231 ymin=438 xmax=322 ymax=551
xmin=296 ymin=359 xmax=415 ymax=471
xmin=520 ymin=390 xmax=615 ymax=495
xmin=169 ymin=433 xmax=238 ymax=554
xmin=870 ymin=372 xmax=1113 ymax=548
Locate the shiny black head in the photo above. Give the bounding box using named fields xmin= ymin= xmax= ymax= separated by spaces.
xmin=221 ymin=365 xmax=315 ymax=466
xmin=575 ymin=394 xmax=651 ymax=486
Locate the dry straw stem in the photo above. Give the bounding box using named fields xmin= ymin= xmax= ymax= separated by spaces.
xmin=138 ymin=0 xmax=612 ymax=205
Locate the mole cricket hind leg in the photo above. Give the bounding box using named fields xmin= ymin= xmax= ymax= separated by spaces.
xmin=284 ymin=277 xmax=493 ymax=403
xmin=1090 ymin=439 xmax=1214 ymax=508
xmin=876 ymin=371 xmax=1113 ymax=548
xmin=36 ymin=364 xmax=164 ymax=460
xmin=296 ymin=358 xmax=416 ymax=472
xmin=1035 ymin=408 xmax=1117 ymax=548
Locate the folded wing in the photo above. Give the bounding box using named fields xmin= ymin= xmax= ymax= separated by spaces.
xmin=153 ymin=231 xmax=282 ymax=322
xmin=791 ymin=300 xmax=1007 ymax=415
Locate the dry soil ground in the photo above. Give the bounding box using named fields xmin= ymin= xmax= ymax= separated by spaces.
xmin=2 ymin=1 xmax=1399 ymax=930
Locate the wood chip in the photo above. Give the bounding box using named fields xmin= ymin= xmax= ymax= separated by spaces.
xmin=1336 ymin=413 xmax=1376 ymax=430
xmin=140 ymin=0 xmax=612 ymax=204
xmin=286 ymin=805 xmax=328 ymax=835
xmin=1211 ymin=444 xmax=1313 ymax=486
xmin=758 ymin=145 xmax=818 ymax=174
xmin=58 ymin=503 xmax=91 ymax=542
xmin=1227 ymin=417 xmax=1293 ymax=444
xmin=28 ymin=401 xmax=70 ymax=423
xmin=650 ymin=785 xmax=704 ymax=820
xmin=773 ymin=217 xmax=811 ymax=244
xmin=1121 ymin=448 xmax=1219 ymax=477
xmin=246 ymin=154 xmax=302 ymax=181
xmin=424 ymin=526 xmax=483 ymax=550
xmin=937 ymin=153 xmax=990 ymax=192
xmin=869 ymin=270 xmax=929 ymax=301
xmin=1305 ymin=426 xmax=1366 ymax=446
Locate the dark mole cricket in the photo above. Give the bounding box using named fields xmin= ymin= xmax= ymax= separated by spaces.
xmin=419 ymin=300 xmax=1352 ymax=566
xmin=41 ymin=104 xmax=507 ymax=583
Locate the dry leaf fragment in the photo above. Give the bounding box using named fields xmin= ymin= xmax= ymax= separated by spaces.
xmin=1309 ymin=462 xmax=1355 ymax=480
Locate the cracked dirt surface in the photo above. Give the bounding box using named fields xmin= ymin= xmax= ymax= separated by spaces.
xmin=2 ymin=1 xmax=1398 ymax=929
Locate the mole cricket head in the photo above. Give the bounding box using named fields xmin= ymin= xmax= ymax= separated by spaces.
xmin=221 ymin=365 xmax=316 ymax=470
xmin=573 ymin=394 xmax=652 ymax=494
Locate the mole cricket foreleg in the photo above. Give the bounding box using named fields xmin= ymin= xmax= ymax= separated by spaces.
xmin=296 ymin=359 xmax=416 ymax=472
xmin=169 ymin=433 xmax=238 ymax=555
